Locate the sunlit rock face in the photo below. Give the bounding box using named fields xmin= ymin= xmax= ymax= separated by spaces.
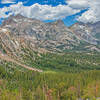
xmin=0 ymin=14 xmax=100 ymax=54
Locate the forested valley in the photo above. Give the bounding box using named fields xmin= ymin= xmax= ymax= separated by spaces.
xmin=0 ymin=52 xmax=100 ymax=100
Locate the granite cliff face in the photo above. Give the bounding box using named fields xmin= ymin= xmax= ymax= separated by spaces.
xmin=0 ymin=14 xmax=100 ymax=55
xmin=70 ymin=22 xmax=100 ymax=44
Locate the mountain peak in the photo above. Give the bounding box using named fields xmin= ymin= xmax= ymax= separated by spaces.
xmin=46 ymin=20 xmax=65 ymax=27
xmin=1 ymin=15 xmax=100 ymax=53
xmin=55 ymin=20 xmax=64 ymax=24
xmin=12 ymin=14 xmax=26 ymax=19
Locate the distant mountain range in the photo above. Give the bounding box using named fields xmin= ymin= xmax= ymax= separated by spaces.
xmin=0 ymin=14 xmax=100 ymax=57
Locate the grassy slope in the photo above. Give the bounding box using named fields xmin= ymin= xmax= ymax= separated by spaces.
xmin=0 ymin=51 xmax=100 ymax=99
xmin=21 ymin=51 xmax=100 ymax=72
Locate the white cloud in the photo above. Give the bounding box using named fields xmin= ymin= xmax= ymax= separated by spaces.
xmin=78 ymin=0 xmax=100 ymax=23
xmin=67 ymin=0 xmax=89 ymax=9
xmin=1 ymin=0 xmax=16 ymax=4
xmin=0 ymin=2 xmax=80 ymax=20
xmin=67 ymin=0 xmax=100 ymax=23
xmin=0 ymin=0 xmax=100 ymax=23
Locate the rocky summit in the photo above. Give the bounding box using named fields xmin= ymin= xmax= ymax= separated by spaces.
xmin=0 ymin=15 xmax=100 ymax=55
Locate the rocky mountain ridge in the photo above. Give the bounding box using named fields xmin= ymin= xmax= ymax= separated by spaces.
xmin=0 ymin=14 xmax=100 ymax=55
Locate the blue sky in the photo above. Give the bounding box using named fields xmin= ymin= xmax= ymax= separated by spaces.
xmin=0 ymin=0 xmax=99 ymax=26
xmin=0 ymin=0 xmax=67 ymax=7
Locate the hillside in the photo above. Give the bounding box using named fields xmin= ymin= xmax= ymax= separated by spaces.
xmin=0 ymin=15 xmax=100 ymax=71
xmin=0 ymin=15 xmax=100 ymax=100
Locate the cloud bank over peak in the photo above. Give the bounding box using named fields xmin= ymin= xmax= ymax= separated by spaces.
xmin=0 ymin=0 xmax=100 ymax=24
xmin=0 ymin=2 xmax=80 ymax=21
xmin=67 ymin=0 xmax=100 ymax=23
